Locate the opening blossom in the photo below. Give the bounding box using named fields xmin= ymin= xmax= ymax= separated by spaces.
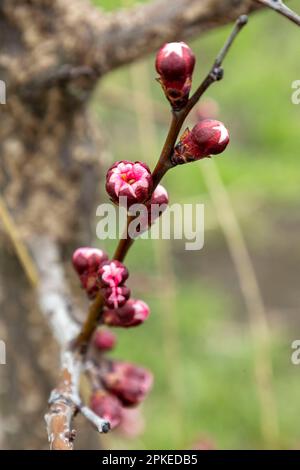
xmin=172 ymin=119 xmax=230 ymax=164
xmin=106 ymin=160 xmax=153 ymax=208
xmin=102 ymin=285 xmax=131 ymax=310
xmin=72 ymin=247 xmax=108 ymax=299
xmin=156 ymin=42 xmax=195 ymax=110
xmin=98 ymin=260 xmax=130 ymax=309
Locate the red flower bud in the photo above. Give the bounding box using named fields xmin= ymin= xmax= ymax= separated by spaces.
xmin=103 ymin=299 xmax=150 ymax=328
xmin=98 ymin=260 xmax=129 ymax=287
xmin=72 ymin=247 xmax=108 ymax=274
xmin=147 ymin=184 xmax=169 ymax=225
xmin=106 ymin=160 xmax=152 ymax=208
xmin=102 ymin=285 xmax=131 ymax=310
xmin=173 ymin=119 xmax=230 ymax=164
xmin=93 ymin=328 xmax=117 ymax=351
xmin=102 ymin=361 xmax=153 ymax=406
xmin=72 ymin=247 xmax=108 ymax=299
xmin=90 ymin=390 xmax=123 ymax=429
xmin=155 ymin=42 xmax=195 ymax=110
xmin=138 ymin=185 xmax=169 ymax=235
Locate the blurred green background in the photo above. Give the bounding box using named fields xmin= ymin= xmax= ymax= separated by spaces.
xmin=91 ymin=0 xmax=300 ymax=450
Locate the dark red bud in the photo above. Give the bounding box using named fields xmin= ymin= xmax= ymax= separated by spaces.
xmin=155 ymin=42 xmax=195 ymax=110
xmin=93 ymin=328 xmax=117 ymax=351
xmin=173 ymin=119 xmax=229 ymax=164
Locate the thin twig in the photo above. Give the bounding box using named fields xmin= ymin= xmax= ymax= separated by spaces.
xmin=255 ymin=0 xmax=300 ymax=26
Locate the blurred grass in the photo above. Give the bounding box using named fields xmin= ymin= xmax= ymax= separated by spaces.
xmin=90 ymin=0 xmax=300 ymax=450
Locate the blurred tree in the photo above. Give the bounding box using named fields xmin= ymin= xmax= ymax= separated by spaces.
xmin=0 ymin=0 xmax=266 ymax=449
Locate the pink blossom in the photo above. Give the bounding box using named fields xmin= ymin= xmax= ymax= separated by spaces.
xmin=106 ymin=160 xmax=152 ymax=208
xmin=102 ymin=285 xmax=131 ymax=310
xmin=99 ymin=260 xmax=129 ymax=288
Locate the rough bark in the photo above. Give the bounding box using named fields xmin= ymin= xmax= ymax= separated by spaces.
xmin=0 ymin=0 xmax=266 ymax=449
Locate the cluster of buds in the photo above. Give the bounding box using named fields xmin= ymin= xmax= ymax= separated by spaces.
xmin=155 ymin=42 xmax=229 ymax=162
xmin=72 ymin=246 xmax=152 ymax=430
xmin=90 ymin=361 xmax=153 ymax=429
xmin=72 ymin=250 xmax=150 ymax=328
xmin=72 ymin=39 xmax=233 ymax=438
xmin=155 ymin=42 xmax=195 ymax=110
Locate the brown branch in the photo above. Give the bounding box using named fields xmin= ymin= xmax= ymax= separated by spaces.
xmin=255 ymin=0 xmax=300 ymax=26
xmin=45 ymin=352 xmax=79 ymax=451
xmin=45 ymin=351 xmax=110 ymax=450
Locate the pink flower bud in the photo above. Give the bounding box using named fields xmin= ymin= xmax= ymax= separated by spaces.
xmin=103 ymin=299 xmax=150 ymax=328
xmin=90 ymin=390 xmax=123 ymax=430
xmin=138 ymin=185 xmax=169 ymax=234
xmin=72 ymin=247 xmax=108 ymax=274
xmin=147 ymin=184 xmax=169 ymax=224
xmin=72 ymin=247 xmax=108 ymax=299
xmin=98 ymin=260 xmax=129 ymax=288
xmin=173 ymin=119 xmax=230 ymax=164
xmin=155 ymin=42 xmax=195 ymax=110
xmin=93 ymin=328 xmax=117 ymax=351
xmin=102 ymin=285 xmax=131 ymax=310
xmin=106 ymin=160 xmax=152 ymax=208
xmin=102 ymin=361 xmax=153 ymax=406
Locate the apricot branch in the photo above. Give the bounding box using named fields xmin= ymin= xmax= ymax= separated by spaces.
xmin=256 ymin=0 xmax=300 ymax=26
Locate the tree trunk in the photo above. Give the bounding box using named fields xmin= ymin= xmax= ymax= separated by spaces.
xmin=0 ymin=0 xmax=263 ymax=449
